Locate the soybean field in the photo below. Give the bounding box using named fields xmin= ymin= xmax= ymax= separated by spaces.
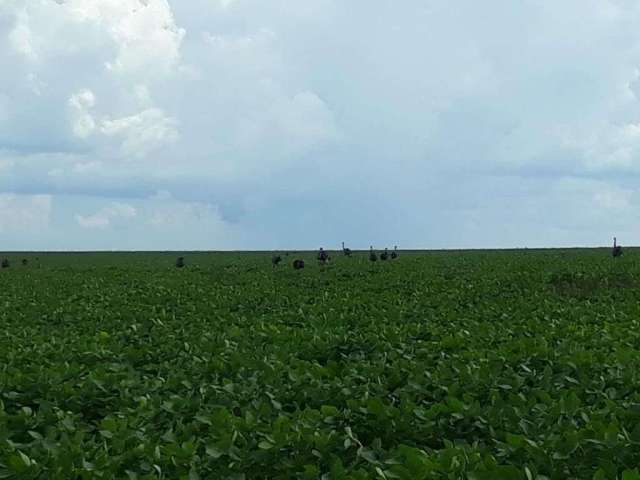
xmin=2 ymin=249 xmax=640 ymax=479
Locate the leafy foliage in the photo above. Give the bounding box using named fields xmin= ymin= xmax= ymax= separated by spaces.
xmin=1 ymin=249 xmax=639 ymax=478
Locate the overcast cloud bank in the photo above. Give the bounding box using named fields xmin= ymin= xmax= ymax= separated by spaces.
xmin=1 ymin=0 xmax=640 ymax=250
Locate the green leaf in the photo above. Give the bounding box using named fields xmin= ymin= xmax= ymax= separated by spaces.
xmin=61 ymin=416 xmax=75 ymax=431
xmin=622 ymin=469 xmax=640 ymax=480
xmin=470 ymin=466 xmax=523 ymax=480
xmin=7 ymin=452 xmax=31 ymax=473
xmin=206 ymin=445 xmax=224 ymax=459
xmin=592 ymin=469 xmax=607 ymax=480
xmin=358 ymin=448 xmax=377 ymax=464
xmin=302 ymin=465 xmax=319 ymax=478
xmin=505 ymin=433 xmax=525 ymax=448
xmin=321 ymin=405 xmax=339 ymax=417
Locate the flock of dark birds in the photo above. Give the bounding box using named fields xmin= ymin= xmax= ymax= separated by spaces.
xmin=174 ymin=238 xmax=624 ymax=269
xmin=0 ymin=238 xmax=625 ymax=270
xmin=267 ymin=243 xmax=400 ymax=270
xmin=1 ymin=258 xmax=29 ymax=269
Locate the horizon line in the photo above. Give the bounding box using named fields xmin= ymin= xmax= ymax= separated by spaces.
xmin=0 ymin=246 xmax=625 ymax=254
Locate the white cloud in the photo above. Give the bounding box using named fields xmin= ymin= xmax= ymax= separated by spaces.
xmin=5 ymin=0 xmax=640 ymax=248
xmin=8 ymin=0 xmax=185 ymax=77
xmin=100 ymin=108 xmax=179 ymax=156
xmin=68 ymin=89 xmax=97 ymax=138
xmin=0 ymin=194 xmax=52 ymax=232
xmin=68 ymin=89 xmax=95 ymax=110
xmin=66 ymin=87 xmax=177 ymax=154
xmin=76 ymin=202 xmax=137 ymax=229
xmin=8 ymin=11 xmax=36 ymax=61
xmin=555 ymin=121 xmax=640 ymax=171
xmin=95 ymin=0 xmax=185 ymax=76
xmin=72 ymin=112 xmax=96 ymax=139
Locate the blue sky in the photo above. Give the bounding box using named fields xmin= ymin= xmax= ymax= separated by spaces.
xmin=1 ymin=0 xmax=640 ymax=250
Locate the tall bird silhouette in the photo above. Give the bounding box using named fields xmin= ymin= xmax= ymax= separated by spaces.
xmin=380 ymin=248 xmax=389 ymax=261
xmin=272 ymin=254 xmax=282 ymax=267
xmin=612 ymin=237 xmax=623 ymax=258
xmin=342 ymin=242 xmax=352 ymax=256
xmin=391 ymin=246 xmax=398 ymax=259
xmin=369 ymin=246 xmax=378 ymax=263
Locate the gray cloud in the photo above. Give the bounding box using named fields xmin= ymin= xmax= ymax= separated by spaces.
xmin=1 ymin=0 xmax=640 ymax=249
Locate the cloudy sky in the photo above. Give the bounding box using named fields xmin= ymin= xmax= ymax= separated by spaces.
xmin=1 ymin=0 xmax=640 ymax=250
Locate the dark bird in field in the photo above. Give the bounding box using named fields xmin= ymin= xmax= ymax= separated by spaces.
xmin=369 ymin=246 xmax=378 ymax=262
xmin=293 ymin=259 xmax=305 ymax=270
xmin=317 ymin=247 xmax=330 ymax=265
xmin=175 ymin=257 xmax=185 ymax=268
xmin=342 ymin=242 xmax=352 ymax=256
xmin=380 ymin=248 xmax=389 ymax=261
xmin=612 ymin=237 xmax=623 ymax=258
xmin=272 ymin=254 xmax=282 ymax=267
xmin=391 ymin=246 xmax=398 ymax=259
xmin=1 ymin=259 xmax=9 ymax=269
xmin=21 ymin=259 xmax=28 ymax=266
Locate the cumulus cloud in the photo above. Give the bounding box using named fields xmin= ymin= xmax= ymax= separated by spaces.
xmin=68 ymin=89 xmax=97 ymax=138
xmin=7 ymin=0 xmax=184 ymax=76
xmin=8 ymin=11 xmax=36 ymax=61
xmin=100 ymin=108 xmax=179 ymax=156
xmin=75 ymin=202 xmax=137 ymax=229
xmin=66 ymin=87 xmax=177 ymax=154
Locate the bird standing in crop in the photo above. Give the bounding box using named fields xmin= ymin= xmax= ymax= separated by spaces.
xmin=293 ymin=259 xmax=305 ymax=269
xmin=318 ymin=248 xmax=330 ymax=265
xmin=272 ymin=254 xmax=282 ymax=267
xmin=342 ymin=242 xmax=352 ymax=256
xmin=176 ymin=257 xmax=185 ymax=268
xmin=391 ymin=246 xmax=398 ymax=259
xmin=369 ymin=246 xmax=377 ymax=262
xmin=380 ymin=248 xmax=389 ymax=261
xmin=612 ymin=237 xmax=623 ymax=258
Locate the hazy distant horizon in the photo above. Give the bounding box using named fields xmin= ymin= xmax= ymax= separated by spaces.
xmin=2 ymin=1 xmax=640 ymax=250
xmin=0 ymin=244 xmax=624 ymax=254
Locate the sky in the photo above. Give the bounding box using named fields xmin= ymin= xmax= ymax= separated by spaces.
xmin=1 ymin=0 xmax=640 ymax=250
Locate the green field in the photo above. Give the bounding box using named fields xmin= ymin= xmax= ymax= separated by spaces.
xmin=2 ymin=249 xmax=640 ymax=479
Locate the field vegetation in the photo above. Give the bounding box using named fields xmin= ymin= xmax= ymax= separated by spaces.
xmin=1 ymin=249 xmax=640 ymax=479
